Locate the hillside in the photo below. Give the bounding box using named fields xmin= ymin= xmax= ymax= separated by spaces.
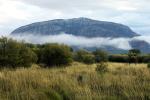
xmin=11 ymin=18 xmax=150 ymax=53
xmin=11 ymin=18 xmax=139 ymax=38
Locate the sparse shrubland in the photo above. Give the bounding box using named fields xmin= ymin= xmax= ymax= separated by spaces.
xmin=0 ymin=63 xmax=150 ymax=100
xmin=0 ymin=37 xmax=150 ymax=100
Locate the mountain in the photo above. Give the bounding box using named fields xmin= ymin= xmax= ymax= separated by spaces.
xmin=11 ymin=17 xmax=150 ymax=53
xmin=11 ymin=17 xmax=139 ymax=38
xmin=130 ymin=40 xmax=150 ymax=53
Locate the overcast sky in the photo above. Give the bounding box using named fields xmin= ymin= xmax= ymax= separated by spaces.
xmin=0 ymin=0 xmax=150 ymax=36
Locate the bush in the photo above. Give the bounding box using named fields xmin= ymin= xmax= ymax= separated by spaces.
xmin=74 ymin=49 xmax=95 ymax=64
xmin=96 ymin=62 xmax=108 ymax=74
xmin=136 ymin=55 xmax=150 ymax=63
xmin=0 ymin=37 xmax=37 ymax=68
xmin=41 ymin=44 xmax=73 ymax=67
xmin=19 ymin=46 xmax=37 ymax=67
xmin=147 ymin=63 xmax=150 ymax=69
xmin=93 ymin=49 xmax=108 ymax=63
xmin=108 ymin=54 xmax=150 ymax=63
xmin=83 ymin=54 xmax=95 ymax=64
xmin=109 ymin=55 xmax=128 ymax=63
xmin=128 ymin=49 xmax=141 ymax=64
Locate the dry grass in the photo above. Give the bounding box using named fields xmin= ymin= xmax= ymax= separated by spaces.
xmin=0 ymin=62 xmax=150 ymax=100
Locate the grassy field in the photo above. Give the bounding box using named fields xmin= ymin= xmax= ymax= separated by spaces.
xmin=0 ymin=62 xmax=150 ymax=100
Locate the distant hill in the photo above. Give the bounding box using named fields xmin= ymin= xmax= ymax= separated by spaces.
xmin=11 ymin=18 xmax=150 ymax=53
xmin=130 ymin=40 xmax=150 ymax=53
xmin=11 ymin=17 xmax=139 ymax=38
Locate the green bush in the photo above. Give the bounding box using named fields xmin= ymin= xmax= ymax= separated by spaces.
xmin=19 ymin=46 xmax=37 ymax=67
xmin=41 ymin=44 xmax=73 ymax=67
xmin=147 ymin=63 xmax=150 ymax=69
xmin=96 ymin=62 xmax=108 ymax=74
xmin=0 ymin=37 xmax=37 ymax=68
xmin=41 ymin=88 xmax=62 ymax=100
xmin=93 ymin=49 xmax=108 ymax=63
xmin=74 ymin=49 xmax=95 ymax=64
xmin=109 ymin=54 xmax=150 ymax=63
xmin=128 ymin=49 xmax=141 ymax=64
xmin=109 ymin=55 xmax=128 ymax=63
xmin=135 ymin=55 xmax=150 ymax=63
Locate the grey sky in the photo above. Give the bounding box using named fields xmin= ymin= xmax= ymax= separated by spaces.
xmin=0 ymin=0 xmax=150 ymax=36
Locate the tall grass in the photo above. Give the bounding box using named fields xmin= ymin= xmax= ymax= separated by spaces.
xmin=0 ymin=62 xmax=150 ymax=100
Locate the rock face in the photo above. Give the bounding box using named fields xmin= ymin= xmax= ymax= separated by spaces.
xmin=11 ymin=17 xmax=139 ymax=38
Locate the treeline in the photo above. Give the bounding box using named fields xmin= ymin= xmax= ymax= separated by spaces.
xmin=0 ymin=37 xmax=37 ymax=68
xmin=109 ymin=54 xmax=150 ymax=63
xmin=0 ymin=37 xmax=150 ymax=68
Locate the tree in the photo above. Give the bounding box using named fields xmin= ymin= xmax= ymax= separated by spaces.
xmin=41 ymin=44 xmax=73 ymax=66
xmin=74 ymin=49 xmax=95 ymax=64
xmin=93 ymin=49 xmax=108 ymax=63
xmin=18 ymin=45 xmax=37 ymax=67
xmin=129 ymin=49 xmax=141 ymax=55
xmin=128 ymin=49 xmax=141 ymax=64
xmin=0 ymin=37 xmax=37 ymax=68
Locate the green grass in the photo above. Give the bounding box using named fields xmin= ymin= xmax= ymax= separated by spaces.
xmin=0 ymin=62 xmax=150 ymax=100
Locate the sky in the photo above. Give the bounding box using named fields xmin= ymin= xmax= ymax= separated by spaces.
xmin=0 ymin=0 xmax=150 ymax=36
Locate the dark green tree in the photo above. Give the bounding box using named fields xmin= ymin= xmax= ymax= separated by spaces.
xmin=128 ymin=49 xmax=141 ymax=64
xmin=41 ymin=44 xmax=73 ymax=66
xmin=74 ymin=49 xmax=95 ymax=64
xmin=0 ymin=37 xmax=37 ymax=68
xmin=93 ymin=49 xmax=108 ymax=63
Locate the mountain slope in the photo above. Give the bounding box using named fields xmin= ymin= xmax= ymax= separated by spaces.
xmin=11 ymin=18 xmax=150 ymax=53
xmin=11 ymin=18 xmax=139 ymax=38
xmin=130 ymin=40 xmax=150 ymax=53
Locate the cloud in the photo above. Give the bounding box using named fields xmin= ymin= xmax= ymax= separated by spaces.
xmin=10 ymin=33 xmax=133 ymax=50
xmin=14 ymin=0 xmax=139 ymax=12
xmin=132 ymin=36 xmax=150 ymax=44
xmin=9 ymin=33 xmax=150 ymax=50
xmin=0 ymin=0 xmax=150 ymax=36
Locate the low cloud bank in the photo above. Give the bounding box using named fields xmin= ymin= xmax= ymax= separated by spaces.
xmin=9 ymin=33 xmax=150 ymax=50
xmin=132 ymin=36 xmax=150 ymax=44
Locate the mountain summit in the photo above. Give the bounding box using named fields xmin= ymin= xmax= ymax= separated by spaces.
xmin=11 ymin=17 xmax=139 ymax=38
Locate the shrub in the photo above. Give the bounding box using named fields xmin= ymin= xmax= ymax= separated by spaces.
xmin=41 ymin=44 xmax=73 ymax=67
xmin=136 ymin=55 xmax=150 ymax=63
xmin=18 ymin=46 xmax=37 ymax=67
xmin=41 ymin=88 xmax=62 ymax=100
xmin=108 ymin=55 xmax=128 ymax=63
xmin=96 ymin=62 xmax=108 ymax=74
xmin=82 ymin=54 xmax=95 ymax=64
xmin=0 ymin=37 xmax=37 ymax=68
xmin=74 ymin=49 xmax=95 ymax=64
xmin=108 ymin=54 xmax=150 ymax=63
xmin=128 ymin=49 xmax=141 ymax=64
xmin=93 ymin=49 xmax=108 ymax=63
xmin=147 ymin=63 xmax=150 ymax=69
xmin=52 ymin=85 xmax=73 ymax=100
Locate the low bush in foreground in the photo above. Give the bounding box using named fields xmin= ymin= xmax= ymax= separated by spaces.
xmin=148 ymin=63 xmax=150 ymax=69
xmin=96 ymin=62 xmax=108 ymax=74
